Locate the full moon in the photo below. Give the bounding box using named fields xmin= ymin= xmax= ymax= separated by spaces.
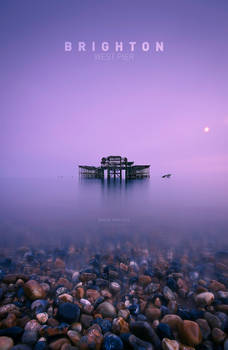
xmin=204 ymin=126 xmax=210 ymax=133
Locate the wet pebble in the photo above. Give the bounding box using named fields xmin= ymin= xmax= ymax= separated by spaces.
xmin=21 ymin=330 xmax=38 ymax=345
xmin=96 ymin=301 xmax=116 ymax=318
xmin=195 ymin=292 xmax=214 ymax=306
xmin=204 ymin=312 xmax=222 ymax=329
xmin=67 ymin=330 xmax=81 ymax=346
xmin=24 ymin=280 xmax=46 ymax=301
xmin=36 ymin=312 xmax=48 ymax=324
xmin=0 ymin=336 xmax=14 ymax=350
xmin=103 ymin=332 xmax=123 ymax=350
xmin=211 ymin=327 xmax=226 ymax=343
xmin=178 ymin=320 xmax=202 ymax=347
xmin=57 ymin=302 xmax=80 ymax=324
xmin=130 ymin=321 xmax=161 ymax=348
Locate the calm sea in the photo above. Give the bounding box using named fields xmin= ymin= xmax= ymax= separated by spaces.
xmin=0 ymin=175 xmax=227 ymax=250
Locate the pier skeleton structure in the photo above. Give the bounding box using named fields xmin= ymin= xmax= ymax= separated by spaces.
xmin=79 ymin=156 xmax=150 ymax=179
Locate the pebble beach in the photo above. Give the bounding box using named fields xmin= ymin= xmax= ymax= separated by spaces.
xmin=0 ymin=239 xmax=228 ymax=350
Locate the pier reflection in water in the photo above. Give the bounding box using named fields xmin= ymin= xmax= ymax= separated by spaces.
xmin=0 ymin=174 xmax=228 ymax=249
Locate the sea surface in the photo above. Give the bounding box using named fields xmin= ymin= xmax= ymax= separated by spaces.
xmin=0 ymin=174 xmax=227 ymax=250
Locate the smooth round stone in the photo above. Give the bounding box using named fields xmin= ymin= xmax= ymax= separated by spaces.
xmin=67 ymin=330 xmax=81 ymax=346
xmin=80 ymin=298 xmax=91 ymax=306
xmin=0 ymin=336 xmax=14 ymax=350
xmin=24 ymin=320 xmax=41 ymax=332
xmin=96 ymin=301 xmax=116 ymax=318
xmin=211 ymin=328 xmax=226 ymax=343
xmin=145 ymin=305 xmax=161 ymax=321
xmin=178 ymin=320 xmax=202 ymax=347
xmin=24 ymin=280 xmax=46 ymax=301
xmin=204 ymin=312 xmax=222 ymax=329
xmin=196 ymin=319 xmax=211 ymax=340
xmin=21 ymin=330 xmax=38 ymax=345
xmin=80 ymin=314 xmax=93 ymax=329
xmin=57 ymin=302 xmax=80 ymax=323
xmin=161 ymin=315 xmax=183 ymax=331
xmin=103 ymin=332 xmax=123 ymax=350
xmin=195 ymin=292 xmax=214 ymax=306
xmin=209 ymin=280 xmax=226 ymax=292
xmin=162 ymin=338 xmax=179 ymax=350
xmin=31 ymin=299 xmax=48 ymax=313
xmin=86 ymin=289 xmax=100 ymax=302
xmin=215 ymin=312 xmax=228 ymax=329
xmin=58 ymin=293 xmax=73 ymax=303
xmin=36 ymin=313 xmax=48 ymax=324
xmin=110 ymin=282 xmax=121 ymax=293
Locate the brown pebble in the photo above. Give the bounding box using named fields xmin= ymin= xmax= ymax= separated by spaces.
xmin=209 ymin=280 xmax=226 ymax=292
xmin=145 ymin=305 xmax=161 ymax=321
xmin=211 ymin=328 xmax=226 ymax=343
xmin=161 ymin=314 xmax=183 ymax=331
xmin=86 ymin=289 xmax=100 ymax=303
xmin=24 ymin=280 xmax=46 ymax=300
xmin=120 ymin=263 xmax=128 ymax=272
xmin=138 ymin=275 xmax=152 ymax=287
xmin=178 ymin=320 xmax=202 ymax=346
xmin=2 ymin=313 xmax=17 ymax=328
xmin=57 ymin=278 xmax=72 ymax=290
xmin=67 ymin=330 xmax=81 ymax=346
xmin=0 ymin=336 xmax=14 ymax=350
xmin=112 ymin=317 xmax=130 ymax=334
xmin=75 ymin=287 xmax=84 ymax=299
xmin=80 ymin=314 xmax=93 ymax=329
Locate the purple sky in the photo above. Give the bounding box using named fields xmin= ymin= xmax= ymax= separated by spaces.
xmin=1 ymin=0 xmax=228 ymax=177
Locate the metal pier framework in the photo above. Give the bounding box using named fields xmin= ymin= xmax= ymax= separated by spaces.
xmin=79 ymin=156 xmax=150 ymax=179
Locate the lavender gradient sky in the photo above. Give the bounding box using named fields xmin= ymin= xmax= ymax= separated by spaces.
xmin=0 ymin=0 xmax=228 ymax=177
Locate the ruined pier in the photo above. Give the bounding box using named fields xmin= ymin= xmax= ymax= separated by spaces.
xmin=79 ymin=156 xmax=150 ymax=180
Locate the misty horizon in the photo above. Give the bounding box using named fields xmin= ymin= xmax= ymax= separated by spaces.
xmin=1 ymin=0 xmax=228 ymax=178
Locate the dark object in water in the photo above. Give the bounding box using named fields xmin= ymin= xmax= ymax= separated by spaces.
xmin=162 ymin=174 xmax=172 ymax=178
xmin=79 ymin=155 xmax=150 ymax=179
